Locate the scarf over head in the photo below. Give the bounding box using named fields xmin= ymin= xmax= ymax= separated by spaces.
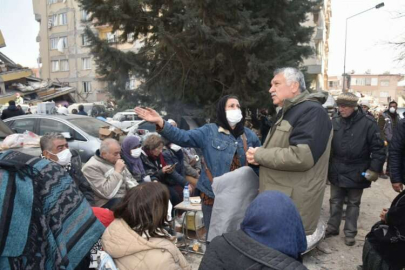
xmin=216 ymin=95 xmax=245 ymax=138
xmin=241 ymin=191 xmax=307 ymax=259
xmin=122 ymin=136 xmax=145 ymax=175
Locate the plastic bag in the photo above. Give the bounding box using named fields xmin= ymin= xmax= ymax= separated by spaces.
xmin=1 ymin=131 xmax=40 ymax=149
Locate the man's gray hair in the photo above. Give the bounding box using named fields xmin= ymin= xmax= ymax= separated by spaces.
xmin=100 ymin=138 xmax=120 ymax=154
xmin=274 ymin=67 xmax=306 ymax=93
xmin=40 ymin=132 xmax=66 ymax=152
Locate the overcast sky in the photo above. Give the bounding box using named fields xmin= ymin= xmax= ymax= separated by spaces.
xmin=0 ymin=0 xmax=404 ymax=76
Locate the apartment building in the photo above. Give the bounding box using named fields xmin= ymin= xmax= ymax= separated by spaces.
xmin=350 ymin=74 xmax=405 ymax=106
xmin=302 ymin=0 xmax=331 ymax=91
xmin=327 ymin=74 xmax=405 ymax=106
xmin=32 ymin=0 xmax=139 ymax=102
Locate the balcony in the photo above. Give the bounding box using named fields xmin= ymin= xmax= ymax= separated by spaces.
xmin=303 ymin=56 xmax=323 ymax=74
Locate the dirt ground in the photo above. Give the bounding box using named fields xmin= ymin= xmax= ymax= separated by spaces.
xmin=185 ymin=176 xmax=399 ymax=270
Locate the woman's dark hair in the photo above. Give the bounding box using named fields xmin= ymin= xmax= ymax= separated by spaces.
xmin=114 ymin=182 xmax=170 ymax=239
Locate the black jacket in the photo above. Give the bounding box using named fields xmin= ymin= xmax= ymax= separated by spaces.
xmin=329 ymin=109 xmax=386 ymax=189
xmin=389 ymin=119 xmax=405 ymax=184
xmin=366 ymin=190 xmax=405 ymax=269
xmin=1 ymin=105 xmax=25 ymax=120
xmin=69 ymin=150 xmax=94 ymax=205
xmin=199 ymin=230 xmax=307 ymax=270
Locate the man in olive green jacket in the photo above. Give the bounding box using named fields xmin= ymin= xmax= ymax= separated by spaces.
xmin=247 ymin=67 xmax=332 ymax=235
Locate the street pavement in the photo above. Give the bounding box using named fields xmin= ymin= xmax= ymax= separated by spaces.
xmin=185 ymin=176 xmax=399 ymax=270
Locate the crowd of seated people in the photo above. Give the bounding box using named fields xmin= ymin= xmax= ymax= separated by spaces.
xmin=2 ymin=126 xmax=402 ymax=270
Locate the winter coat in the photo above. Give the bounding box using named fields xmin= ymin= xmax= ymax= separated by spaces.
xmin=329 ymin=109 xmax=386 ymax=189
xmin=389 ymin=118 xmax=405 ymax=184
xmin=254 ymin=90 xmax=332 ymax=235
xmin=365 ymin=190 xmax=405 ymax=269
xmin=159 ymin=123 xmax=261 ymax=198
xmin=102 ymin=218 xmax=191 ymax=270
xmin=0 ymin=105 xmax=25 ymax=120
xmin=199 ymin=230 xmax=307 ymax=270
xmin=82 ymin=150 xmax=138 ymax=207
xmin=163 ymin=148 xmax=188 ymax=186
xmin=68 ymin=149 xmax=94 ymax=205
xmin=378 ymin=111 xmax=400 ymax=142
xmin=77 ymin=110 xmax=87 ymax=116
xmin=182 ymin=148 xmax=201 ymax=178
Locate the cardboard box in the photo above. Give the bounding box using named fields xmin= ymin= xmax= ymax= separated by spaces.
xmin=99 ymin=126 xmax=124 ymax=141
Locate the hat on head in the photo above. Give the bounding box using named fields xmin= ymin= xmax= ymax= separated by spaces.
xmin=336 ymin=93 xmax=359 ymax=107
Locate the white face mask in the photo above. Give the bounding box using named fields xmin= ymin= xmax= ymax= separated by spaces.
xmin=226 ymin=109 xmax=243 ymax=127
xmin=170 ymin=144 xmax=182 ymax=152
xmin=389 ymin=107 xmax=396 ymax=114
xmin=131 ymin=148 xmax=142 ymax=158
xmin=48 ymin=149 xmax=72 ymax=166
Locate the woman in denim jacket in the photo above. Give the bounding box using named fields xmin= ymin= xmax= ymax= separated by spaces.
xmin=135 ymin=95 xmax=261 ymax=234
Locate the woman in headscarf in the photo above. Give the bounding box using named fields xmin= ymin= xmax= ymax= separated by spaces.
xmin=121 ymin=135 xmax=146 ymax=183
xmin=135 ymin=95 xmax=261 ymax=234
xmin=199 ymin=191 xmax=308 ymax=270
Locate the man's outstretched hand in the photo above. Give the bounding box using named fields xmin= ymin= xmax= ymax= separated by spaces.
xmin=135 ymin=107 xmax=164 ymax=128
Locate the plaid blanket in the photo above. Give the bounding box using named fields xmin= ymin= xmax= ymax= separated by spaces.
xmin=0 ymin=150 xmax=105 ymax=269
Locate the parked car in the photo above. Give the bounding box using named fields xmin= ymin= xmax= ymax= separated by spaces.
xmin=107 ymin=112 xmax=143 ymax=130
xmin=3 ymin=114 xmax=121 ymax=162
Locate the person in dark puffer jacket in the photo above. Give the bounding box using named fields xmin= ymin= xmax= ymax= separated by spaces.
xmin=0 ymin=100 xmax=25 ymax=120
xmin=199 ymin=191 xmax=308 ymax=270
xmin=326 ymin=93 xmax=386 ymax=247
xmin=389 ymin=118 xmax=405 ymax=193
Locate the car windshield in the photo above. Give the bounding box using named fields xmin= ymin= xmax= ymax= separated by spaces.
xmin=68 ymin=118 xmax=116 ymax=137
xmin=139 ymin=121 xmax=156 ymax=132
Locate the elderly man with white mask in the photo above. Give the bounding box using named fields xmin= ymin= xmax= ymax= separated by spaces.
xmin=40 ymin=132 xmax=94 ymax=204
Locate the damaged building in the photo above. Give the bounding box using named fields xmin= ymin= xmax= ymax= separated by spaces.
xmin=0 ymin=30 xmax=76 ymax=105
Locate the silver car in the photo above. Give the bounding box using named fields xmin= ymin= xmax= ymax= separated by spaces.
xmin=3 ymin=114 xmax=118 ymax=162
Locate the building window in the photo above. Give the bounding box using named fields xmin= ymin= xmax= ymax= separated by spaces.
xmin=47 ymin=0 xmax=57 ymax=4
xmin=380 ymin=80 xmax=390 ymax=87
xmin=83 ymin=81 xmax=92 ymax=93
xmin=50 ymin=38 xmax=58 ymax=49
xmin=50 ymin=37 xmax=67 ymax=50
xmin=365 ymin=78 xmax=371 ymax=86
xmin=59 ymin=13 xmax=67 ymax=25
xmin=107 ymin=32 xmax=117 ymax=43
xmin=81 ymin=34 xmax=91 ymax=46
xmin=371 ymin=78 xmax=378 ymax=86
xmin=80 ymin=10 xmax=91 ymax=22
xmin=82 ymin=57 xmax=91 ymax=70
xmin=51 ymin=60 xmax=60 ymax=72
xmin=354 ymin=78 xmax=365 ymax=86
xmin=49 ymin=13 xmax=67 ymax=26
xmin=380 ymin=91 xmax=389 ymax=98
xmin=60 ymin=60 xmax=69 ymax=71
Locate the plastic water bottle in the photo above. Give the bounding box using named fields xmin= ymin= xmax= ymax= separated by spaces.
xmin=183 ymin=186 xmax=190 ymax=205
xmin=362 ymin=172 xmax=372 ymax=181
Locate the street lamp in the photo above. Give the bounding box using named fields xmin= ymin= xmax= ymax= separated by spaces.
xmin=342 ymin=2 xmax=384 ymax=92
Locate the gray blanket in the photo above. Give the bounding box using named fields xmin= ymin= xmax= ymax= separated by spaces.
xmin=207 ymin=166 xmax=259 ymax=242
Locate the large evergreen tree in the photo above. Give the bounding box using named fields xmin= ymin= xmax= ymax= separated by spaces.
xmin=79 ymin=0 xmax=316 ymax=116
